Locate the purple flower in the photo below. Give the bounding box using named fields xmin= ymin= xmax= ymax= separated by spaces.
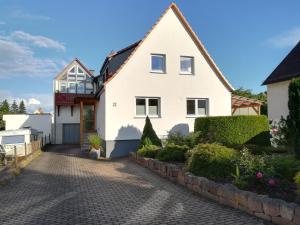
xmin=268 ymin=179 xmax=276 ymax=186
xmin=256 ymin=172 xmax=263 ymax=179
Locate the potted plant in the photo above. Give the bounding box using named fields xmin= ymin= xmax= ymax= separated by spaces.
xmin=88 ymin=134 xmax=103 ymax=159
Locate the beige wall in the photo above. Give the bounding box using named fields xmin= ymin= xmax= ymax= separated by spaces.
xmin=267 ymin=80 xmax=290 ymax=121
xmin=101 ymin=8 xmax=232 ymax=141
xmin=233 ymin=107 xmax=258 ymax=116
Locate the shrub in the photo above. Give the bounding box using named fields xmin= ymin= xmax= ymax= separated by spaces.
xmin=236 ymin=144 xmax=289 ymax=155
xmin=288 ymin=77 xmax=300 ymax=158
xmin=294 ymin=171 xmax=300 ymax=193
xmin=166 ymin=131 xmax=201 ymax=149
xmin=157 ymin=143 xmax=189 ymax=162
xmin=194 ymin=115 xmax=270 ymax=146
xmin=187 ymin=143 xmax=238 ymax=179
xmin=139 ymin=116 xmax=162 ymax=148
xmin=268 ymin=156 xmax=300 ymax=181
xmin=137 ymin=144 xmax=161 ymax=158
xmin=88 ymin=134 xmax=102 ymax=149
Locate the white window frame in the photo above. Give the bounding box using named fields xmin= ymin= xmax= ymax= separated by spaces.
xmin=186 ymin=98 xmax=208 ymax=117
xmin=135 ymin=97 xmax=161 ymax=118
xmin=180 ymin=56 xmax=194 ymax=75
xmin=150 ymin=54 xmax=166 ymax=73
xmin=77 ymin=65 xmax=85 ymax=74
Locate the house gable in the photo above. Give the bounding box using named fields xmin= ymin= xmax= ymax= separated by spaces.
xmin=104 ymin=3 xmax=233 ymax=92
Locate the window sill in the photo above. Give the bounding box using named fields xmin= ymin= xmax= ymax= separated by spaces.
xmin=150 ymin=71 xmax=166 ymax=74
xmin=186 ymin=115 xmax=207 ymax=118
xmin=179 ymin=72 xmax=194 ymax=75
xmin=134 ymin=115 xmax=161 ymax=119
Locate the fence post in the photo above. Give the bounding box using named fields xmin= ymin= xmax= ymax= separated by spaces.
xmin=14 ymin=145 xmax=18 ymax=169
xmin=49 ymin=134 xmax=51 ymax=144
xmin=24 ymin=143 xmax=27 ymax=156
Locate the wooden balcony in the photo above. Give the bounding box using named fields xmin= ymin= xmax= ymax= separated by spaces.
xmin=55 ymin=93 xmax=95 ymax=106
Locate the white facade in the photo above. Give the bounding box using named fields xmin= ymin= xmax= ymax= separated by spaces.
xmin=3 ymin=114 xmax=52 ymax=137
xmin=98 ymin=5 xmax=233 ymax=157
xmin=267 ymin=80 xmax=290 ymax=121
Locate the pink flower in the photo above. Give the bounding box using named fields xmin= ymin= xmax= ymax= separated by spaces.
xmin=268 ymin=179 xmax=276 ymax=186
xmin=256 ymin=172 xmax=263 ymax=179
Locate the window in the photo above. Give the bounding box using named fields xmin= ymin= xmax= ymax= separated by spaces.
xmin=186 ymin=98 xmax=208 ymax=116
xmin=77 ymin=82 xmax=85 ymax=93
xmin=77 ymin=66 xmax=84 ymax=74
xmin=68 ymin=82 xmax=76 ymax=93
xmin=85 ymin=82 xmax=93 ymax=94
xmin=2 ymin=135 xmax=25 ymax=144
xmin=180 ymin=56 xmax=194 ymax=74
xmin=136 ymin=97 xmax=160 ymax=117
xmin=151 ymin=54 xmax=165 ymax=73
xmin=69 ymin=66 xmax=76 ymax=74
xmin=60 ymin=82 xmax=67 ymax=93
xmin=68 ymin=74 xmax=76 ymax=81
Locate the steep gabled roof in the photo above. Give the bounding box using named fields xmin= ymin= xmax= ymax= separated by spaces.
xmin=55 ymin=58 xmax=94 ymax=80
xmin=263 ymin=41 xmax=300 ymax=85
xmin=102 ymin=3 xmax=234 ymax=91
xmin=99 ymin=40 xmax=141 ymax=77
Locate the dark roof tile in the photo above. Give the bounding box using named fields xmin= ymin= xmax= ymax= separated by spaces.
xmin=263 ymin=41 xmax=300 ymax=85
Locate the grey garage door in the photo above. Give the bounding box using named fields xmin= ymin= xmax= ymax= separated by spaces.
xmin=63 ymin=124 xmax=80 ymax=144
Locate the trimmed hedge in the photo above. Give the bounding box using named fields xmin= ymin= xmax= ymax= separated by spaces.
xmin=194 ymin=115 xmax=270 ymax=146
xmin=187 ymin=143 xmax=238 ymax=179
xmin=157 ymin=144 xmax=189 ymax=162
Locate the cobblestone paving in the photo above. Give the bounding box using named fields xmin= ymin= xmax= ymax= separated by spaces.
xmin=0 ymin=145 xmax=270 ymax=225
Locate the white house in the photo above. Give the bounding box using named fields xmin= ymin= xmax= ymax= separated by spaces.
xmin=3 ymin=114 xmax=52 ymax=138
xmin=262 ymin=41 xmax=300 ymax=121
xmin=53 ymin=3 xmax=234 ymax=157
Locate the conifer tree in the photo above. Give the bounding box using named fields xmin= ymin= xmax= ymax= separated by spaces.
xmin=18 ymin=100 xmax=26 ymax=114
xmin=139 ymin=116 xmax=162 ymax=148
xmin=10 ymin=100 xmax=18 ymax=114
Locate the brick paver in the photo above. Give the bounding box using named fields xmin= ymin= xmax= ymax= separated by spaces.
xmin=0 ymin=145 xmax=269 ymax=225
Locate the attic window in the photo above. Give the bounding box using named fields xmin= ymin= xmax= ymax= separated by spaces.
xmin=69 ymin=66 xmax=76 ymax=74
xmin=151 ymin=54 xmax=166 ymax=73
xmin=77 ymin=67 xmax=84 ymax=74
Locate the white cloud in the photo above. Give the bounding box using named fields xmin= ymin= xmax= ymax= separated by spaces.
xmin=11 ymin=31 xmax=65 ymax=51
xmin=268 ymin=27 xmax=300 ymax=48
xmin=28 ymin=98 xmax=41 ymax=105
xmin=10 ymin=10 xmax=50 ymax=21
xmin=0 ymin=90 xmax=53 ymax=113
xmin=0 ymin=38 xmax=59 ymax=77
xmin=0 ymin=30 xmax=66 ymax=78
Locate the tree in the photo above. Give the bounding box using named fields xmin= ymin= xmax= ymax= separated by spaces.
xmin=288 ymin=78 xmax=300 ymax=158
xmin=10 ymin=100 xmax=18 ymax=114
xmin=0 ymin=100 xmax=10 ymax=130
xmin=139 ymin=116 xmax=162 ymax=148
xmin=18 ymin=100 xmax=26 ymax=114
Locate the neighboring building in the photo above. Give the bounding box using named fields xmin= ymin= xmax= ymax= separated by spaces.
xmin=53 ymin=58 xmax=96 ymax=145
xmin=231 ymin=95 xmax=262 ymax=116
xmin=3 ymin=114 xmax=52 ymax=138
xmin=0 ymin=128 xmax=41 ymax=156
xmin=53 ymin=3 xmax=234 ymax=157
xmin=262 ymin=41 xmax=300 ymax=121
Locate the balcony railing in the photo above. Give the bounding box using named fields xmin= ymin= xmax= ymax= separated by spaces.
xmin=55 ymin=93 xmax=95 ymax=106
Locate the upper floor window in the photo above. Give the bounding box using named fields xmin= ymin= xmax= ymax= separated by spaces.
xmin=186 ymin=98 xmax=208 ymax=116
xmin=151 ymin=54 xmax=166 ymax=73
xmin=180 ymin=56 xmax=194 ymax=74
xmin=57 ymin=64 xmax=94 ymax=94
xmin=136 ymin=97 xmax=160 ymax=117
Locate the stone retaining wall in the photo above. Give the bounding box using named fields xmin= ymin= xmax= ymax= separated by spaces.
xmin=129 ymin=152 xmax=300 ymax=225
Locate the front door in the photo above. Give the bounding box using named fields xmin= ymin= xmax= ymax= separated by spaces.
xmin=83 ymin=105 xmax=95 ymax=132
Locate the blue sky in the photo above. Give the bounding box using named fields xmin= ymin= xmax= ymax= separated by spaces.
xmin=0 ymin=0 xmax=299 ymax=112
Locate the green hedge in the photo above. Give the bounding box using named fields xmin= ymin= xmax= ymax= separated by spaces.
xmin=157 ymin=144 xmax=189 ymax=162
xmin=194 ymin=115 xmax=270 ymax=146
xmin=187 ymin=143 xmax=238 ymax=179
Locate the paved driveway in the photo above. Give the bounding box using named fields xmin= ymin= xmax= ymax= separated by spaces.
xmin=0 ymin=145 xmax=268 ymax=225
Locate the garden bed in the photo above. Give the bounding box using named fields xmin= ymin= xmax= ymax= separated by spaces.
xmin=129 ymin=152 xmax=300 ymax=225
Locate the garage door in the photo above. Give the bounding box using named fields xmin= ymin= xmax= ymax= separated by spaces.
xmin=63 ymin=124 xmax=80 ymax=144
